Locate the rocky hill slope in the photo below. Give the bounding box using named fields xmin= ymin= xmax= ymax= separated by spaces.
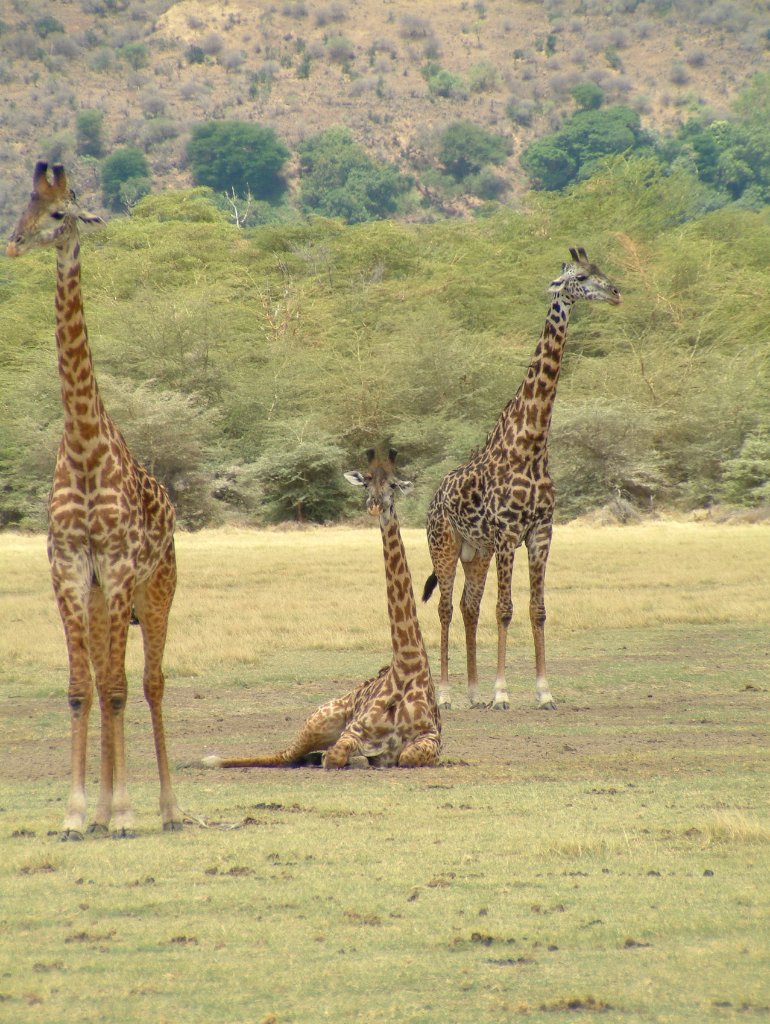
xmin=0 ymin=0 xmax=767 ymax=225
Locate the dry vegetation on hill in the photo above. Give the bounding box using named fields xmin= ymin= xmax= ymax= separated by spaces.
xmin=0 ymin=0 xmax=768 ymax=224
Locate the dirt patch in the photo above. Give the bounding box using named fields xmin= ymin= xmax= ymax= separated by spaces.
xmin=4 ymin=652 xmax=766 ymax=790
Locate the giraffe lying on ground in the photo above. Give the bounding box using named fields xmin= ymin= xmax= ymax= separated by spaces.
xmin=423 ymin=247 xmax=622 ymax=712
xmin=7 ymin=162 xmax=183 ymax=838
xmin=203 ymin=448 xmax=441 ymax=769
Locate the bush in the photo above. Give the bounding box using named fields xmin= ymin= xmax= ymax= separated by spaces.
xmin=720 ymin=434 xmax=770 ymax=506
xmin=77 ymin=109 xmax=104 ymax=158
xmin=101 ymin=146 xmax=151 ymax=209
xmin=250 ymin=434 xmax=354 ymax=523
xmin=421 ymin=62 xmax=467 ymax=100
xmin=186 ymin=121 xmax=290 ymax=201
xmin=571 ymin=81 xmax=604 ymax=110
xmin=34 ymin=16 xmax=65 ymax=38
xmin=298 ymin=128 xmax=410 ymax=222
xmin=468 ymin=60 xmax=500 ymax=93
xmin=121 ymin=41 xmax=148 ymax=69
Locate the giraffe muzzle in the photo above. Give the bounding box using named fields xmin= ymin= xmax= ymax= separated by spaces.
xmin=6 ymin=241 xmax=19 ymax=258
xmin=368 ymin=503 xmax=381 ymax=517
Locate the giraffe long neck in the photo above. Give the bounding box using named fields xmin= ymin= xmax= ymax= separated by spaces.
xmin=54 ymin=230 xmax=105 ymax=449
xmin=379 ymin=513 xmax=428 ymax=675
xmin=484 ymin=294 xmax=574 ymax=459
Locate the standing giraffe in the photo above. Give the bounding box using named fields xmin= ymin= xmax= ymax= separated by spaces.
xmin=423 ymin=247 xmax=621 ymax=711
xmin=203 ymin=448 xmax=441 ymax=769
xmin=6 ymin=162 xmax=182 ymax=838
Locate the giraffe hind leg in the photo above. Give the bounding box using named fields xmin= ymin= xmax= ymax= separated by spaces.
xmin=50 ymin=548 xmax=95 ymax=840
xmin=133 ymin=545 xmax=183 ymax=831
xmin=203 ymin=695 xmax=353 ymax=768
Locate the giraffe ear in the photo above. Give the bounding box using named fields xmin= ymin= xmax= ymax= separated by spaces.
xmin=344 ymin=471 xmax=366 ymax=487
xmin=77 ymin=209 xmax=106 ymax=231
xmin=395 ymin=478 xmax=413 ymax=495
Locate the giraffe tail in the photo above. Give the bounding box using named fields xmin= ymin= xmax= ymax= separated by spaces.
xmin=422 ymin=572 xmax=438 ymax=603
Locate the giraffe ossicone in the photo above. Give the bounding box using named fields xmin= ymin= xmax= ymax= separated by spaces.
xmin=202 ymin=447 xmax=441 ymax=770
xmin=7 ymin=162 xmax=182 ymax=838
xmin=423 ymin=247 xmax=621 ymax=712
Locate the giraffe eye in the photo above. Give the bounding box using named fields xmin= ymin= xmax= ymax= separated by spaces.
xmin=575 ymin=273 xmax=588 ymax=281
xmin=50 ymin=211 xmax=65 ymax=220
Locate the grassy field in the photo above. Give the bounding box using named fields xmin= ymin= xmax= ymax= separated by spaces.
xmin=0 ymin=522 xmax=769 ymax=1024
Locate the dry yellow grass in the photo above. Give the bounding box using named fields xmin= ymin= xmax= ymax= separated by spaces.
xmin=2 ymin=521 xmax=768 ymax=681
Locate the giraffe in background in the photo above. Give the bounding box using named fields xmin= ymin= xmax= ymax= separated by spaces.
xmin=7 ymin=162 xmax=182 ymax=838
xmin=203 ymin=448 xmax=441 ymax=769
xmin=423 ymin=247 xmax=622 ymax=711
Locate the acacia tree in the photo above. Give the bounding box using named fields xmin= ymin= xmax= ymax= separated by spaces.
xmin=186 ymin=121 xmax=290 ymax=201
xmin=439 ymin=121 xmax=510 ymax=180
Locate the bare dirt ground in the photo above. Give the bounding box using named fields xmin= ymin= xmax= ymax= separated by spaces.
xmin=4 ymin=633 xmax=767 ymax=794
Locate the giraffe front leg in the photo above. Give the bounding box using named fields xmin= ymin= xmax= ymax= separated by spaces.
xmin=527 ymin=522 xmax=556 ymax=710
xmin=426 ymin=516 xmax=461 ymax=710
xmin=397 ymin=731 xmax=441 ymax=767
xmin=322 ymin=718 xmax=367 ymax=769
xmin=322 ymin=733 xmax=361 ymax=769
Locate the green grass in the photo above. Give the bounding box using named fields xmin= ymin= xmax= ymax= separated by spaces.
xmin=0 ymin=524 xmax=769 ymax=1023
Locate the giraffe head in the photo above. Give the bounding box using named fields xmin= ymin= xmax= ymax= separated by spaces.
xmin=6 ymin=161 xmax=103 ymax=258
xmin=548 ymin=246 xmax=621 ymax=305
xmin=345 ymin=448 xmax=413 ymax=524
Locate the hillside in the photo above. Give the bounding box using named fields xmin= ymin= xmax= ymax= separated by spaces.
xmin=0 ymin=0 xmax=768 ymax=227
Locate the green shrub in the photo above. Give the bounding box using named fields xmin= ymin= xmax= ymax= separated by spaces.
xmin=298 ymin=128 xmax=410 ymax=222
xmin=439 ymin=121 xmax=509 ymax=180
xmin=101 ymin=146 xmax=151 ymax=209
xmin=520 ymin=105 xmax=652 ymax=190
xmin=720 ymin=434 xmax=770 ymax=506
xmin=76 ymin=109 xmax=104 ymax=158
xmin=571 ymin=82 xmax=604 ymax=110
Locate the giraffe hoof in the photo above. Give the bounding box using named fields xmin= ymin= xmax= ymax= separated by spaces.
xmin=59 ymin=829 xmax=84 ymax=842
xmin=538 ymin=700 xmax=557 ymax=711
xmin=86 ymin=822 xmax=110 ymax=837
xmin=163 ymin=820 xmax=184 ymax=833
xmin=492 ymin=701 xmax=510 ymax=711
xmin=438 ymin=701 xmax=452 ymax=711
xmin=110 ymin=827 xmax=137 ymax=840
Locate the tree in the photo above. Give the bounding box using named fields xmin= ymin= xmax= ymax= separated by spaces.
xmin=250 ymin=432 xmax=354 ymax=523
xmin=438 ymin=121 xmax=510 ymax=180
xmin=298 ymin=128 xmax=410 ymax=222
xmin=520 ymin=105 xmax=651 ymax=190
xmin=76 ymin=110 xmax=104 ymax=158
xmin=186 ymin=121 xmax=289 ymax=201
xmin=101 ymin=146 xmax=151 ymax=210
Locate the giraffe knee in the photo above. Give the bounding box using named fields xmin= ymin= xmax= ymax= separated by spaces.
xmin=530 ymin=604 xmax=546 ymax=628
xmin=68 ymin=695 xmax=90 ymax=716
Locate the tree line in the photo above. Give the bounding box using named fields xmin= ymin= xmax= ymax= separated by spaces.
xmin=1 ymin=157 xmax=768 ymax=531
